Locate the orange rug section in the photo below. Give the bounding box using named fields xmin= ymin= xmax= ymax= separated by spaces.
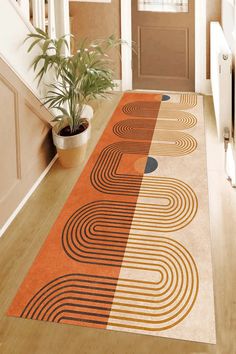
xmin=8 ymin=93 xmax=162 ymax=328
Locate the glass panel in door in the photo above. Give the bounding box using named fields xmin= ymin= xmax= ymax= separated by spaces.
xmin=138 ymin=0 xmax=189 ymax=13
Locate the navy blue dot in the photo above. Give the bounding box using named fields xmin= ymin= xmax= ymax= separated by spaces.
xmin=162 ymin=95 xmax=171 ymax=101
xmin=145 ymin=157 xmax=158 ymax=174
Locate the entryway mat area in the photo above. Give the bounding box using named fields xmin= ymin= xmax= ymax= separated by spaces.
xmin=8 ymin=92 xmax=216 ymax=344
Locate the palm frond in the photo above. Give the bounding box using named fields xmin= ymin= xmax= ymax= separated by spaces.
xmin=26 ymin=28 xmax=129 ymax=133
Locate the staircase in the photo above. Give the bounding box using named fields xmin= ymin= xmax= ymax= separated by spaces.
xmin=0 ymin=0 xmax=70 ymax=98
xmin=0 ymin=0 xmax=71 ymax=236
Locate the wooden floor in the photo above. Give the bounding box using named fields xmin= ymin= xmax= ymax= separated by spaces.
xmin=0 ymin=94 xmax=235 ymax=354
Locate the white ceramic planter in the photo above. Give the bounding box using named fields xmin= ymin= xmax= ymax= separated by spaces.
xmin=52 ymin=119 xmax=91 ymax=168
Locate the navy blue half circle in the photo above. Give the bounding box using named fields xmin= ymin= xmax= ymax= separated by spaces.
xmin=162 ymin=95 xmax=171 ymax=101
xmin=145 ymin=157 xmax=158 ymax=174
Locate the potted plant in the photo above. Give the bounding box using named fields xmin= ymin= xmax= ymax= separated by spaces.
xmin=26 ymin=28 xmax=121 ymax=168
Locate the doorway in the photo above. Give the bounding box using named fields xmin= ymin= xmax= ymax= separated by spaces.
xmin=132 ymin=0 xmax=195 ymax=91
xmin=121 ymin=0 xmax=207 ymax=93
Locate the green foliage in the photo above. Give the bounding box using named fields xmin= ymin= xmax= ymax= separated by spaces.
xmin=26 ymin=28 xmax=123 ymax=134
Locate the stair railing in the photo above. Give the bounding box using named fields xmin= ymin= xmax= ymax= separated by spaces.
xmin=15 ymin=0 xmax=69 ymax=46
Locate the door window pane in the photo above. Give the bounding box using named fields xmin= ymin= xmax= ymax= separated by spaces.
xmin=138 ymin=0 xmax=189 ymax=13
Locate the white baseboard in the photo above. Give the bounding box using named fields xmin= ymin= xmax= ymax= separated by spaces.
xmin=0 ymin=155 xmax=58 ymax=238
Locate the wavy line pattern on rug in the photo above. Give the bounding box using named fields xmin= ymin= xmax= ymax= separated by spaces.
xmin=113 ymin=121 xmax=197 ymax=155
xmin=21 ymin=238 xmax=199 ymax=330
xmin=61 ymin=193 xmax=198 ymax=265
xmin=157 ymin=110 xmax=197 ymax=130
xmin=122 ymin=95 xmax=197 ymax=118
xmin=8 ymin=92 xmax=216 ymax=344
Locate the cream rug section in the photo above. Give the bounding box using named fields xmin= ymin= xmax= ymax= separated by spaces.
xmin=107 ymin=93 xmax=216 ymax=344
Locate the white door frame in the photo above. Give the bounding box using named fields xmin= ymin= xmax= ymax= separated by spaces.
xmin=121 ymin=0 xmax=211 ymax=94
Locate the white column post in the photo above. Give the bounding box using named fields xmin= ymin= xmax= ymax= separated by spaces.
xmin=54 ymin=0 xmax=70 ymax=55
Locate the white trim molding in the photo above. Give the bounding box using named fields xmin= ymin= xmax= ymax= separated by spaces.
xmin=195 ymin=0 xmax=212 ymax=94
xmin=121 ymin=0 xmax=210 ymax=94
xmin=121 ymin=0 xmax=132 ymax=91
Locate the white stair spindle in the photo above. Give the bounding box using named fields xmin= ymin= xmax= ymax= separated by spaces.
xmin=54 ymin=0 xmax=70 ymax=55
xmin=48 ymin=0 xmax=56 ymax=39
xmin=39 ymin=0 xmax=45 ymax=31
xmin=32 ymin=0 xmax=45 ymax=30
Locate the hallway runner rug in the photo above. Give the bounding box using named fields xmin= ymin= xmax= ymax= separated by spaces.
xmin=8 ymin=92 xmax=216 ymax=344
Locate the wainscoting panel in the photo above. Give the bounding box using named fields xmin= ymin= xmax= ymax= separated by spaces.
xmin=0 ymin=58 xmax=56 ymax=230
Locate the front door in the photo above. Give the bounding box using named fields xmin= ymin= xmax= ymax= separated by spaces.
xmin=132 ymin=0 xmax=195 ymax=91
